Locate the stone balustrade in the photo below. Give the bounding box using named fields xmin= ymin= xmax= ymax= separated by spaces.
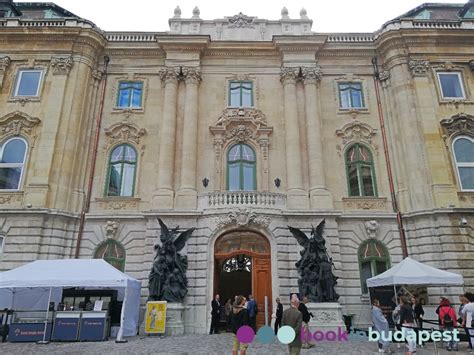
xmin=198 ymin=191 xmax=286 ymax=209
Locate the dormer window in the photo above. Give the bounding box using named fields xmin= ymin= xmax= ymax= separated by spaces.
xmin=414 ymin=9 xmax=431 ymax=19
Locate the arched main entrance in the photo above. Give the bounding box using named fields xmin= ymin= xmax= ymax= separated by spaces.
xmin=214 ymin=230 xmax=272 ymax=329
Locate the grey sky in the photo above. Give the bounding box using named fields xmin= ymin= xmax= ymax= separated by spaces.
xmin=17 ymin=0 xmax=464 ymax=32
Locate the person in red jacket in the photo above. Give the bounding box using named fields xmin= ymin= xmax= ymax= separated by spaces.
xmin=438 ymin=298 xmax=458 ymax=351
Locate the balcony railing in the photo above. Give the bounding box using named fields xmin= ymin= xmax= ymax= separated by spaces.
xmin=198 ymin=191 xmax=286 ymax=210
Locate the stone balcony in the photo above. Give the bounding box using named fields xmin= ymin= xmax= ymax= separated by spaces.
xmin=198 ymin=191 xmax=286 ymax=210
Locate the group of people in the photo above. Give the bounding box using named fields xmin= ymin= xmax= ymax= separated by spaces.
xmin=210 ymin=294 xmax=258 ymax=336
xmin=372 ymin=291 xmax=474 ymax=354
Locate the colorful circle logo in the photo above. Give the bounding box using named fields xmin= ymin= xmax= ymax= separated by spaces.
xmin=277 ymin=326 xmax=296 ymax=344
xmin=236 ymin=325 xmax=255 ymax=344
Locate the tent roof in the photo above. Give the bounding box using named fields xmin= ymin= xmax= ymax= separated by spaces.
xmin=366 ymin=257 xmax=464 ymax=287
xmin=0 ymin=259 xmax=139 ymax=289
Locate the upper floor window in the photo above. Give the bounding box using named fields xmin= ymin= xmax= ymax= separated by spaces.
xmin=117 ymin=81 xmax=143 ymax=108
xmin=453 ymin=136 xmax=474 ymax=191
xmin=346 ymin=143 xmax=377 ymax=197
xmin=437 ymin=72 xmax=465 ymax=99
xmin=338 ymin=82 xmax=364 ymax=109
xmin=358 ymin=239 xmax=390 ymax=294
xmin=229 ymin=81 xmax=253 ymax=107
xmin=14 ymin=70 xmax=43 ymax=97
xmin=0 ymin=138 xmax=27 ymax=190
xmin=227 ymin=143 xmax=256 ymax=191
xmin=106 ymin=144 xmax=137 ymax=197
xmin=94 ymin=239 xmax=126 ymax=271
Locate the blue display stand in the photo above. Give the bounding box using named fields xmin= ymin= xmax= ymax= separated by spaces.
xmin=79 ymin=312 xmax=107 ymax=341
xmin=8 ymin=323 xmax=52 ymax=342
xmin=52 ymin=312 xmax=81 ymax=341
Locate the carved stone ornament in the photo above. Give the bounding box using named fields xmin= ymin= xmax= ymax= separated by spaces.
xmin=336 ymin=120 xmax=378 ymax=156
xmin=364 ymin=220 xmax=379 ymax=238
xmin=0 ymin=56 xmax=11 ymax=88
xmin=313 ymin=311 xmax=338 ymax=323
xmin=92 ymin=68 xmax=104 ymax=81
xmin=216 ymin=208 xmax=270 ymax=228
xmin=280 ymin=67 xmax=299 ymax=84
xmin=50 ymin=56 xmax=74 ymax=75
xmin=0 ymin=111 xmax=41 ymax=138
xmin=182 ymin=67 xmax=201 ymax=84
xmin=104 ymin=121 xmax=147 ymax=148
xmin=158 ymin=67 xmax=181 ymax=83
xmin=97 ymin=198 xmax=140 ymax=210
xmin=227 ymin=13 xmax=255 ymax=28
xmin=378 ymin=70 xmax=390 ymax=81
xmin=440 ymin=113 xmax=474 ymax=143
xmin=342 ymin=197 xmax=387 ymax=211
xmin=408 ymin=59 xmax=430 ymax=77
xmin=301 ymin=67 xmax=322 ymax=84
xmin=105 ymin=220 xmax=119 ymax=238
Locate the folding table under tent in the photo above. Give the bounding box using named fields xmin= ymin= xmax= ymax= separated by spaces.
xmin=0 ymin=259 xmax=141 ymax=338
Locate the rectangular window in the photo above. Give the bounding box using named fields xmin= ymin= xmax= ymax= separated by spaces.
xmin=437 ymin=72 xmax=465 ymax=99
xmin=338 ymin=82 xmax=364 ymax=109
xmin=229 ymin=81 xmax=253 ymax=107
xmin=14 ymin=70 xmax=43 ymax=97
xmin=117 ymin=81 xmax=143 ymax=108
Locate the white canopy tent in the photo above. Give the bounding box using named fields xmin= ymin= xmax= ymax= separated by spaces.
xmin=0 ymin=259 xmax=141 ymax=338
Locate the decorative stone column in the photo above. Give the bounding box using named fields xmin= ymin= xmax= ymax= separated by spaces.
xmin=176 ymin=67 xmax=201 ymax=209
xmin=153 ymin=67 xmax=180 ymax=209
xmin=280 ymin=67 xmax=308 ymax=209
xmin=302 ymin=67 xmax=333 ymax=209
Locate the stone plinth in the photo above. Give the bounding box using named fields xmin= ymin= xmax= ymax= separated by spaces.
xmin=307 ymin=302 xmax=345 ymax=333
xmin=165 ymin=303 xmax=185 ymax=336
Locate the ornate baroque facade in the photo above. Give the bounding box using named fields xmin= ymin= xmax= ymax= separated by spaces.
xmin=0 ymin=1 xmax=473 ymax=331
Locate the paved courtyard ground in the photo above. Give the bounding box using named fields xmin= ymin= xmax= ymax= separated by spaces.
xmin=1 ymin=333 xmax=473 ymax=355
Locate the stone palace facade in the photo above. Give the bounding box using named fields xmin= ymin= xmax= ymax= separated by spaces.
xmin=0 ymin=0 xmax=473 ymax=332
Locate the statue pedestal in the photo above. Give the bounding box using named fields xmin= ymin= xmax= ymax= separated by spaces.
xmin=307 ymin=302 xmax=345 ymax=333
xmin=165 ymin=303 xmax=185 ymax=336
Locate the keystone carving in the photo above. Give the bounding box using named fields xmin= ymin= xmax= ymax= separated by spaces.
xmin=104 ymin=121 xmax=147 ymax=148
xmin=50 ymin=56 xmax=73 ymax=75
xmin=216 ymin=208 xmax=270 ymax=228
xmin=336 ymin=120 xmax=378 ymax=156
xmin=0 ymin=111 xmax=41 ymax=138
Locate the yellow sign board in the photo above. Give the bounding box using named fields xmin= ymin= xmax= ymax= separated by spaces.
xmin=145 ymin=301 xmax=167 ymax=334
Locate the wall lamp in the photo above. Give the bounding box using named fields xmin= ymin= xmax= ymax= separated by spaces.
xmin=274 ymin=177 xmax=281 ymax=188
xmin=202 ymin=177 xmax=209 ymax=188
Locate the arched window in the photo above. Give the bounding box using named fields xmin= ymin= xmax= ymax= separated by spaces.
xmin=0 ymin=137 xmax=27 ymax=190
xmin=452 ymin=136 xmax=474 ymax=191
xmin=345 ymin=143 xmax=377 ymax=197
xmin=106 ymin=144 xmax=137 ymax=197
xmin=227 ymin=143 xmax=256 ymax=191
xmin=358 ymin=239 xmax=390 ymax=294
xmin=94 ymin=239 xmax=126 ymax=271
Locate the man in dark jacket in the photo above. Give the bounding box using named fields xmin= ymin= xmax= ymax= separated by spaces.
xmin=298 ymin=296 xmax=315 ymax=349
xmin=247 ymin=295 xmax=258 ymax=331
xmin=231 ymin=295 xmax=249 ymax=355
xmin=210 ymin=294 xmax=221 ymax=334
xmin=274 ymin=297 xmax=283 ymax=334
xmin=282 ymin=294 xmax=303 ymax=355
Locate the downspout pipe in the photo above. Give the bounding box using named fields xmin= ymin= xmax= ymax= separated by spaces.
xmin=371 ymin=57 xmax=409 ymax=258
xmin=74 ymin=55 xmax=110 ymax=259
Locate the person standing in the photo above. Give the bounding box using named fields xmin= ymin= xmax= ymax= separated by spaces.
xmin=274 ymin=297 xmax=283 ymax=335
xmin=231 ymin=295 xmax=249 ymax=355
xmin=225 ymin=298 xmax=233 ymax=331
xmin=298 ymin=296 xmax=315 ymax=349
xmin=210 ymin=294 xmax=221 ymax=334
xmin=438 ymin=297 xmax=458 ymax=351
xmin=412 ymin=296 xmax=424 ymax=347
xmin=282 ymin=294 xmax=303 ymax=355
xmin=247 ymin=295 xmax=258 ymax=332
xmin=372 ymin=299 xmax=390 ymax=353
xmin=461 ymin=292 xmax=474 ymax=351
xmin=400 ymin=296 xmax=417 ymax=355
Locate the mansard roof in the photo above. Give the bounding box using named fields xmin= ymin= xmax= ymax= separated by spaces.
xmin=392 ymin=2 xmax=467 ymax=21
xmin=11 ymin=2 xmax=79 ymax=19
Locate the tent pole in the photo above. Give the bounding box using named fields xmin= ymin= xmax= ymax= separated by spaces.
xmin=393 ymin=285 xmax=398 ymax=305
xmin=38 ymin=286 xmax=52 ymax=344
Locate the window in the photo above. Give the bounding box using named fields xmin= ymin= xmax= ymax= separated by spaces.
xmin=229 ymin=81 xmax=253 ymax=107
xmin=437 ymin=72 xmax=465 ymax=99
xmin=0 ymin=138 xmax=27 ymax=190
xmin=117 ymin=81 xmax=143 ymax=108
xmin=453 ymin=136 xmax=474 ymax=191
xmin=0 ymin=235 xmax=4 ymax=254
xmin=346 ymin=144 xmax=377 ymax=197
xmin=105 ymin=144 xmax=137 ymax=197
xmin=358 ymin=239 xmax=390 ymax=294
xmin=227 ymin=143 xmax=256 ymax=191
xmin=94 ymin=239 xmax=126 ymax=271
xmin=14 ymin=70 xmax=43 ymax=97
xmin=338 ymin=82 xmax=364 ymax=109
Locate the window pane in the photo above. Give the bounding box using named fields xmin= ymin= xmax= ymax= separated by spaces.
xmin=360 ymin=261 xmax=372 ymax=294
xmin=241 ymin=145 xmax=255 ymax=161
xmin=17 ymin=71 xmax=41 ymax=96
xmin=439 ymin=73 xmax=464 ymax=98
xmin=358 ymin=146 xmax=371 ymax=162
xmin=124 ymin=146 xmax=137 ymax=162
xmin=228 ymin=164 xmax=240 ymax=191
xmin=118 ymin=89 xmax=130 ymax=107
xmin=107 ymin=164 xmax=121 ymax=196
xmin=348 ymin=165 xmax=360 ymax=196
xmin=361 ymin=166 xmax=375 ymax=196
xmin=229 ymin=84 xmax=240 ymax=106
xmin=339 ymin=88 xmax=350 ymax=108
xmin=375 ymin=261 xmax=387 ymax=275
xmin=241 ymin=87 xmax=252 ymax=107
xmin=351 ymin=88 xmax=363 ymax=108
xmin=459 ymin=167 xmax=474 ymax=190
xmin=2 ymin=139 xmax=26 ymax=163
xmin=454 ymin=138 xmax=474 ymax=162
xmin=131 ymin=88 xmax=142 ymax=107
xmin=111 ymin=146 xmax=124 ymax=162
xmin=121 ymin=163 xmax=135 ymax=196
xmin=0 ymin=167 xmax=22 ymax=189
xmin=228 ymin=145 xmax=241 ymax=162
xmin=243 ymin=164 xmax=255 ymax=190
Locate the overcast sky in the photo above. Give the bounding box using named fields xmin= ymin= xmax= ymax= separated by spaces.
xmin=18 ymin=0 xmax=465 ymax=33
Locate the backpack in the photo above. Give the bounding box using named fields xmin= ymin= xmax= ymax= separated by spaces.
xmin=442 ymin=307 xmax=454 ymax=327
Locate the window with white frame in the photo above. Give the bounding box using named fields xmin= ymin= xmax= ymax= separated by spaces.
xmin=437 ymin=72 xmax=466 ymax=99
xmin=117 ymin=81 xmax=143 ymax=108
xmin=0 ymin=138 xmax=28 ymax=190
xmin=338 ymin=82 xmax=365 ymax=109
xmin=228 ymin=81 xmax=253 ymax=107
xmin=453 ymin=136 xmax=474 ymax=191
xmin=13 ymin=70 xmax=43 ymax=97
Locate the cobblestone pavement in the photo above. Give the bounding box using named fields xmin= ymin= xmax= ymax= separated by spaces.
xmin=1 ymin=333 xmax=473 ymax=355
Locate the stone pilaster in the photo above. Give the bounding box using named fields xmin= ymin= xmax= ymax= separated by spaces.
xmin=301 ymin=67 xmax=333 ymax=209
xmin=153 ymin=67 xmax=180 ymax=209
xmin=280 ymin=67 xmax=308 ymax=209
xmin=176 ymin=67 xmax=201 ymax=209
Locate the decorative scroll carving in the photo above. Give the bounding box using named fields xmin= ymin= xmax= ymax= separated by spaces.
xmin=227 ymin=13 xmax=255 ymax=28
xmin=182 ymin=67 xmax=201 ymax=84
xmin=336 ymin=120 xmax=378 ymax=155
xmin=280 ymin=67 xmax=299 ymax=84
xmin=50 ymin=56 xmax=73 ymax=75
xmin=0 ymin=56 xmax=11 ymax=88
xmin=440 ymin=113 xmax=474 ymax=144
xmin=104 ymin=121 xmax=147 ymax=148
xmin=408 ymin=59 xmax=430 ymax=77
xmin=105 ymin=220 xmax=119 ymax=238
xmin=216 ymin=208 xmax=270 ymax=228
xmin=158 ymin=67 xmax=181 ymax=83
xmin=301 ymin=67 xmax=322 ymax=84
xmin=0 ymin=111 xmax=41 ymax=138
xmin=96 ymin=198 xmax=140 ymax=210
